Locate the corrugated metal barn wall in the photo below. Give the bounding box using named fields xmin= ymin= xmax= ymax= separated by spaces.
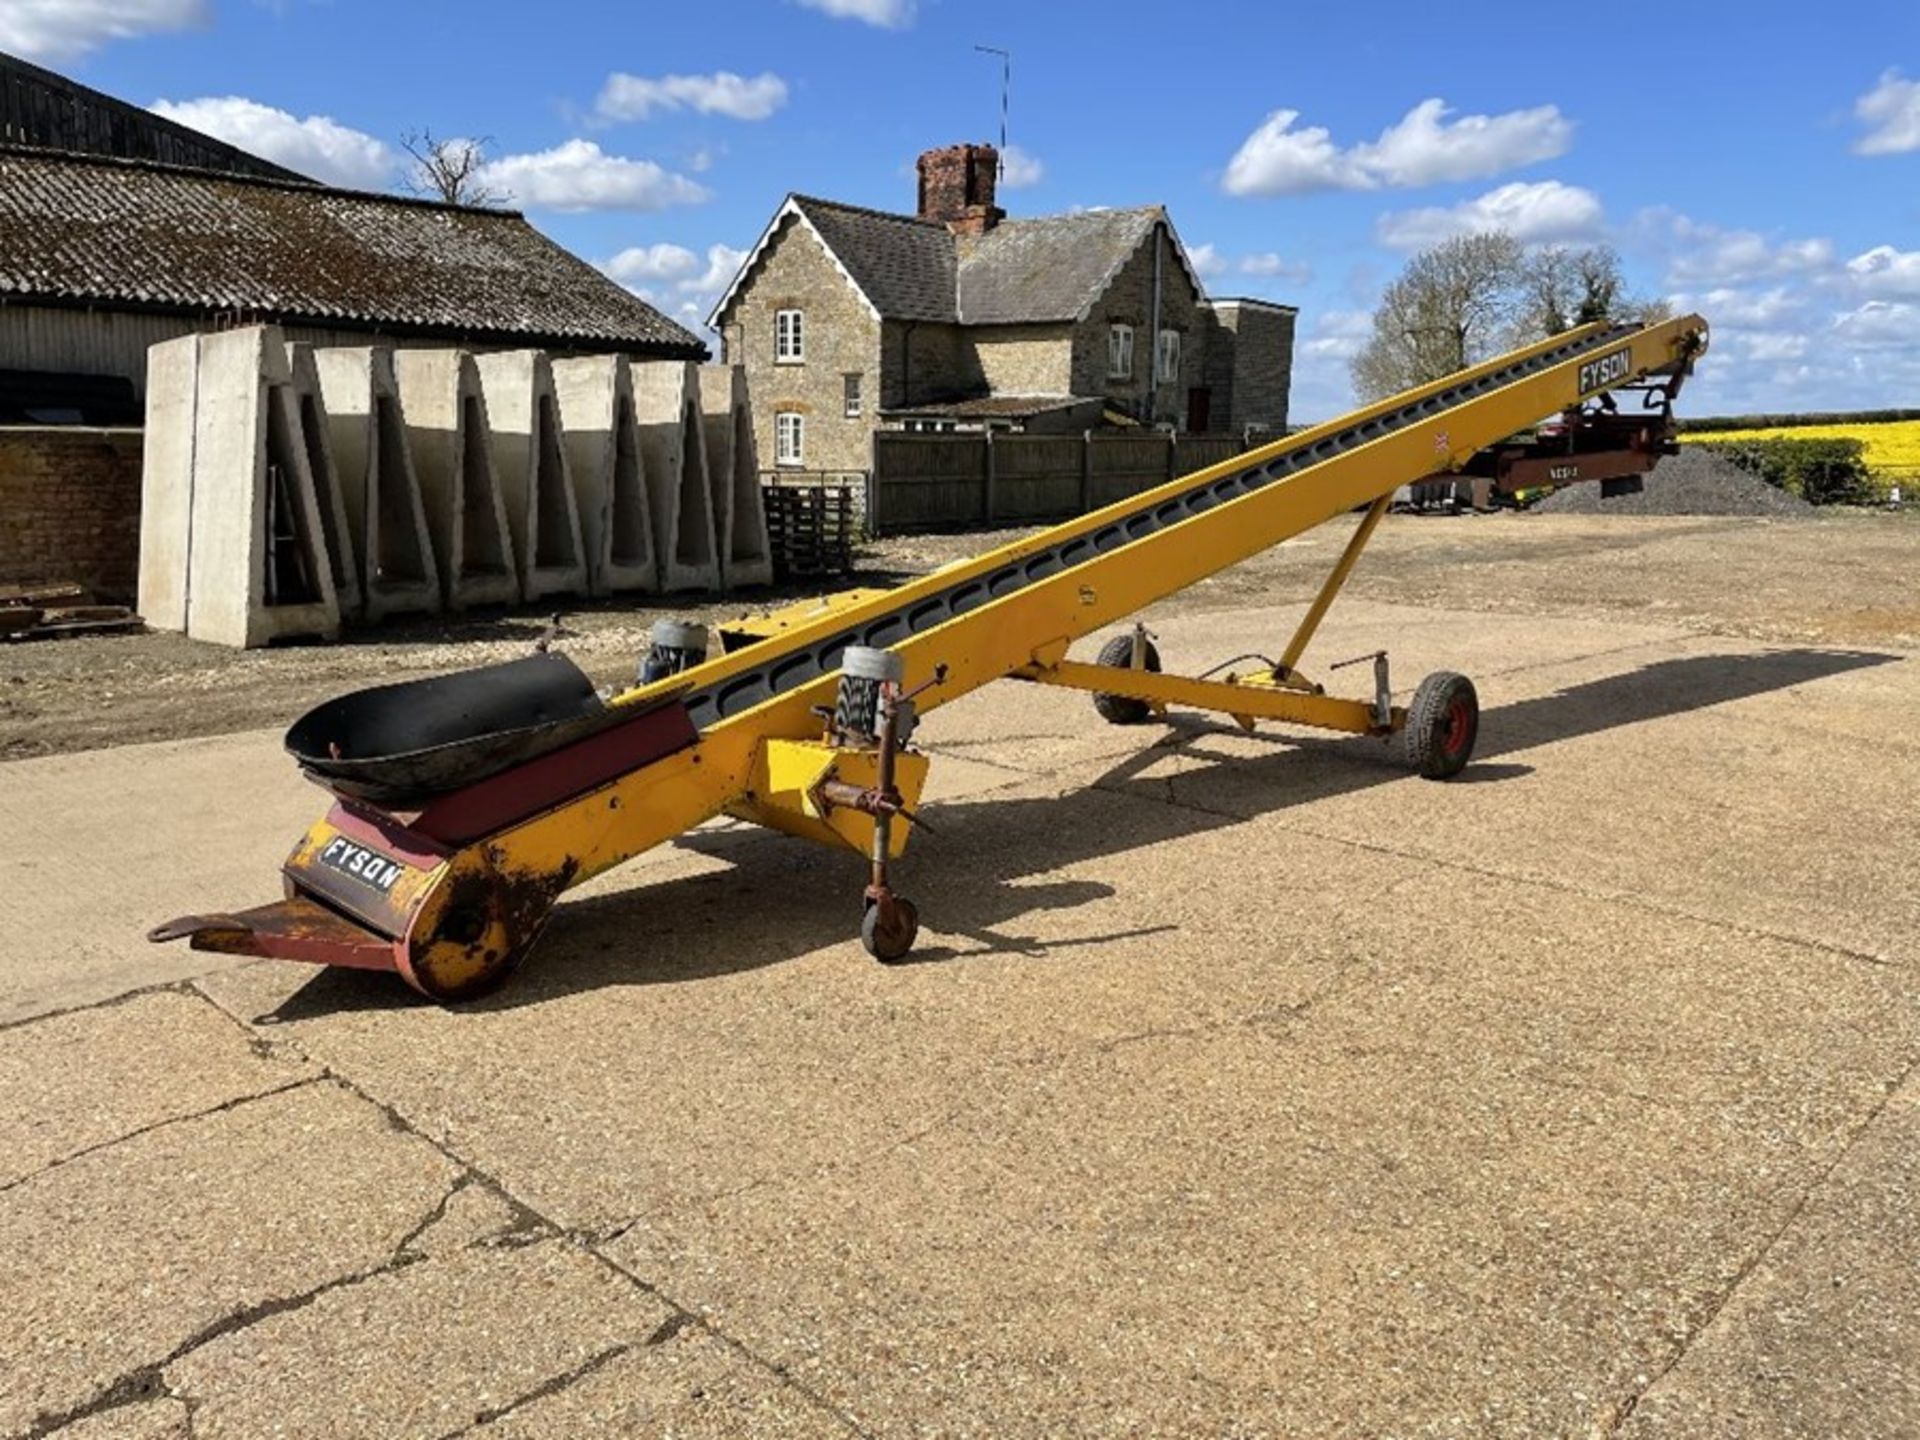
xmin=0 ymin=307 xmax=622 ymax=402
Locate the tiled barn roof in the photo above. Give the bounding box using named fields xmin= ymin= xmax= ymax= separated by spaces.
xmin=0 ymin=146 xmax=706 ymax=356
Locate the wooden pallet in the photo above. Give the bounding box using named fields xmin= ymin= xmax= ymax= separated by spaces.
xmin=763 ymin=483 xmax=858 ymax=581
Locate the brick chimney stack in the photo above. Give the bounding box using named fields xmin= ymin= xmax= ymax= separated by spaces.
xmin=916 ymin=143 xmax=1003 ymax=236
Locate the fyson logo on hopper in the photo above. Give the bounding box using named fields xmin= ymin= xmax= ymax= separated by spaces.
xmin=317 ymin=837 xmax=407 ymax=894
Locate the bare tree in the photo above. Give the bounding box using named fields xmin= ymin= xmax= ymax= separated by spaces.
xmin=1517 ymin=244 xmax=1667 ymax=337
xmin=401 ymin=129 xmax=500 ymax=207
xmin=1350 ymin=232 xmax=1524 ymax=401
xmin=1354 ymin=235 xmax=1674 ymax=400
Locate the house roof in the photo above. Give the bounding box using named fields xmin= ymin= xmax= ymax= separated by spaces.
xmin=955 ymin=208 xmax=1167 ymax=323
xmin=798 ymin=198 xmax=956 ymax=322
xmin=0 ymin=146 xmax=706 ymax=357
xmin=711 ymin=195 xmax=1204 ymax=329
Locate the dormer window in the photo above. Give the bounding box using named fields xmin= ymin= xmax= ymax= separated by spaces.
xmin=775 ymin=309 xmax=804 ymax=363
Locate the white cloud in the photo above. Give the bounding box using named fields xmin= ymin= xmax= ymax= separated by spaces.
xmin=1187 ymin=244 xmax=1309 ymax=285
xmin=1639 ymin=209 xmax=1833 ymax=288
xmin=1239 ymin=251 xmax=1311 ymax=284
xmin=999 ymin=144 xmax=1043 ymax=188
xmin=149 ymin=96 xmax=395 ymax=189
xmin=690 ymin=242 xmax=749 ymax=295
xmin=1222 ymin=110 xmax=1370 ymax=196
xmin=476 ymin=140 xmax=709 ymax=213
xmin=1375 ymin=180 xmax=1603 ymax=249
xmin=796 ymin=0 xmax=914 ymax=26
xmin=595 ymin=71 xmax=788 ymax=123
xmin=1846 ymin=244 xmax=1920 ymax=298
xmin=1670 ymin=286 xmax=1808 ymax=330
xmin=1187 ymin=243 xmax=1228 ymax=278
xmin=1222 ymin=97 xmax=1571 ymax=197
xmin=1 ymin=0 xmax=205 ymax=60
xmin=600 ymin=243 xmax=700 ymax=286
xmin=1299 ymin=307 xmax=1372 ymax=362
xmin=599 ymin=242 xmax=746 ymax=340
xmin=1832 ymin=299 xmax=1920 ymax=348
xmin=1854 ymin=70 xmax=1920 ymax=155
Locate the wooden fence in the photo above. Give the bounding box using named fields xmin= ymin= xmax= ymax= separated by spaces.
xmin=867 ymin=430 xmax=1252 ymax=535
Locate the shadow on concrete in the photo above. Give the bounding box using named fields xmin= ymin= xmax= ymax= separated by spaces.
xmin=263 ymin=645 xmax=1899 ymax=1021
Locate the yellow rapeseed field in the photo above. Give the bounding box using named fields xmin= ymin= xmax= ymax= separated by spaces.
xmin=1685 ymin=419 xmax=1920 ymax=484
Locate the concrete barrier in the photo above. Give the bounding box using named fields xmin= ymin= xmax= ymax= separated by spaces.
xmin=139 ymin=326 xmax=341 ymax=647
xmin=632 ymin=360 xmax=718 ymax=592
xmin=136 ymin=333 xmax=199 ymax=632
xmin=392 ymin=350 xmax=520 ymax=609
xmin=551 ymin=355 xmax=658 ymax=595
xmin=475 ymin=351 xmax=589 ymax=602
xmin=313 ymin=346 xmax=441 ymax=622
xmin=284 ymin=341 xmax=363 ymax=617
xmin=699 ymin=364 xmax=773 ymax=590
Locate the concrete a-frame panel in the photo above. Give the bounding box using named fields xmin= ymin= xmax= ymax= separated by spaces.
xmin=180 ymin=327 xmax=340 ymax=647
xmin=313 ymin=347 xmax=441 ymax=622
xmin=393 ymin=350 xmax=520 ymax=609
xmin=552 ymin=355 xmax=658 ymax=596
xmin=284 ymin=341 xmax=363 ymax=617
xmin=475 ymin=351 xmax=589 ymax=602
xmin=632 ymin=360 xmax=719 ymax=593
xmin=137 ymin=333 xmax=200 ymax=632
xmin=699 ymin=364 xmax=773 ymax=590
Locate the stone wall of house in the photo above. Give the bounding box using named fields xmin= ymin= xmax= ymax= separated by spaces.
xmin=0 ymin=425 xmax=142 ymax=600
xmin=1211 ymin=302 xmax=1295 ymax=434
xmin=882 ymin=321 xmax=984 ymax=409
xmin=720 ymin=217 xmax=880 ymax=474
xmin=1070 ymin=221 xmax=1208 ymax=426
xmin=970 ymin=324 xmax=1074 ymax=397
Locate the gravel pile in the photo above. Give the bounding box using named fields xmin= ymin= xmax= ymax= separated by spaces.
xmin=1533 ymin=447 xmax=1814 ymax=516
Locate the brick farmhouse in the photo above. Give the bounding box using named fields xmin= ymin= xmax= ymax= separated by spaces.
xmin=710 ymin=144 xmax=1297 ymax=475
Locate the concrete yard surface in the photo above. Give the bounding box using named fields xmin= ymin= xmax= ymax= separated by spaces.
xmin=3 ymin=515 xmax=1920 ymax=1436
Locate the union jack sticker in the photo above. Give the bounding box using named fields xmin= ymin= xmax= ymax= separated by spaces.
xmin=1433 ymin=430 xmax=1451 ymax=454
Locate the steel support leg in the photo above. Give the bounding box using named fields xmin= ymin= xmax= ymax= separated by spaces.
xmin=1275 ymin=493 xmax=1391 ymax=684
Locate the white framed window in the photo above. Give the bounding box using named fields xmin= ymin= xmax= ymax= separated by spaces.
xmin=844 ymin=372 xmax=862 ymax=419
xmin=1108 ymin=323 xmax=1134 ymax=380
xmin=775 ymin=309 xmax=804 ymax=363
xmin=1157 ymin=328 xmax=1181 ymax=384
xmin=775 ymin=411 xmax=805 ymax=466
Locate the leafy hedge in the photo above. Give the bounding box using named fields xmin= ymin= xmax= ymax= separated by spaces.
xmin=1689 ymin=437 xmax=1877 ymax=505
xmin=1677 ymin=408 xmax=1920 ymax=433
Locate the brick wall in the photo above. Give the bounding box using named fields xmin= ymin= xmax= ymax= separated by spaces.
xmin=0 ymin=425 xmax=142 ymax=600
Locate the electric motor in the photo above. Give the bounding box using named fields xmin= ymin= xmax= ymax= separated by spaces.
xmin=834 ymin=645 xmax=902 ymax=741
xmin=640 ymin=619 xmax=709 ymax=685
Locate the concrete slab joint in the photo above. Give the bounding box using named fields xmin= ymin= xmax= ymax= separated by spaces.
xmin=392 ymin=349 xmax=521 ymax=610
xmin=476 ymin=350 xmax=591 ymax=602
xmin=312 ymin=345 xmax=442 ymax=623
xmin=700 ymin=363 xmax=773 ymax=590
xmin=632 ymin=360 xmax=719 ymax=593
xmin=284 ymin=340 xmax=364 ymax=617
xmin=551 ymin=354 xmax=660 ymax=596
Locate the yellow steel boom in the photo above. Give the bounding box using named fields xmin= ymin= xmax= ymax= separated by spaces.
xmin=153 ymin=315 xmax=1708 ymax=998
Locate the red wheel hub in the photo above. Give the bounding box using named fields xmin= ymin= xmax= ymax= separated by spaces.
xmin=1442 ymin=697 xmax=1472 ymax=755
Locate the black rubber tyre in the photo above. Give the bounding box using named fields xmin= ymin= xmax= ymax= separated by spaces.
xmin=861 ymin=897 xmax=920 ymax=963
xmin=1404 ymin=671 xmax=1479 ymax=779
xmin=1091 ymin=634 xmax=1162 ymax=725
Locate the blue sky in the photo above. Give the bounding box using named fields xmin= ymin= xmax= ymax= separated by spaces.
xmin=11 ymin=0 xmax=1918 ymax=419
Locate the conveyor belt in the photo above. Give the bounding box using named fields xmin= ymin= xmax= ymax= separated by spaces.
xmin=677 ymin=323 xmax=1641 ymax=730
